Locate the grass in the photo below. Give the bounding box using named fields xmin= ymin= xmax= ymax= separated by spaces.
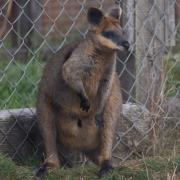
xmin=0 ymin=154 xmax=34 ymax=180
xmin=164 ymin=52 xmax=180 ymax=97
xmin=0 ymin=58 xmax=44 ymax=109
xmin=0 ymin=153 xmax=180 ymax=180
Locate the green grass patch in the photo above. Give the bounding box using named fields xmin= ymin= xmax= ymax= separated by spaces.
xmin=0 ymin=59 xmax=44 ymax=109
xmin=165 ymin=53 xmax=180 ymax=97
xmin=0 ymin=154 xmax=34 ymax=180
xmin=0 ymin=153 xmax=180 ymax=180
xmin=175 ymin=158 xmax=180 ymax=171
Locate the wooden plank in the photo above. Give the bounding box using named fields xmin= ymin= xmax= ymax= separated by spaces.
xmin=165 ymin=0 xmax=176 ymax=46
xmin=135 ymin=0 xmax=165 ymax=111
xmin=175 ymin=0 xmax=180 ymax=29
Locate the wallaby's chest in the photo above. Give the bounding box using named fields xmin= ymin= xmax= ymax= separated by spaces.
xmin=83 ymin=59 xmax=107 ymax=99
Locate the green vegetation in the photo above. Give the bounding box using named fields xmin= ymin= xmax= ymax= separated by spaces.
xmin=0 ymin=58 xmax=44 ymax=109
xmin=0 ymin=153 xmax=180 ymax=180
xmin=165 ymin=52 xmax=180 ymax=97
xmin=0 ymin=154 xmax=34 ymax=180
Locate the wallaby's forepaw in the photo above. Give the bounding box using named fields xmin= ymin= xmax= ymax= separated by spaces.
xmin=80 ymin=98 xmax=90 ymax=112
xmin=35 ymin=163 xmax=48 ymax=180
xmin=78 ymin=93 xmax=90 ymax=112
xmin=95 ymin=114 xmax=104 ymax=128
xmin=99 ymin=160 xmax=113 ymax=178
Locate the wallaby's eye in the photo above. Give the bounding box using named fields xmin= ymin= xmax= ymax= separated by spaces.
xmin=101 ymin=31 xmax=120 ymax=45
xmin=101 ymin=31 xmax=116 ymax=39
xmin=100 ymin=30 xmax=129 ymax=50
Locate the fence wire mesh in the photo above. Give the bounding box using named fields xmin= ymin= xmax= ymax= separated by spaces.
xmin=0 ymin=0 xmax=179 ymax=166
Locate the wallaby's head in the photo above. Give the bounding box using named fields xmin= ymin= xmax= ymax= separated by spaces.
xmin=87 ymin=7 xmax=129 ymax=51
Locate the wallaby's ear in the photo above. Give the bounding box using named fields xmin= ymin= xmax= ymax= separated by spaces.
xmin=87 ymin=7 xmax=104 ymax=26
xmin=109 ymin=7 xmax=122 ymax=20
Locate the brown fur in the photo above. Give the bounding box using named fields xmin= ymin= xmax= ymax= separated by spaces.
xmin=37 ymin=7 xmax=125 ymax=176
xmin=0 ymin=0 xmax=13 ymax=38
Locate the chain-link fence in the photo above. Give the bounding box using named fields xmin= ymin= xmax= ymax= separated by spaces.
xmin=0 ymin=0 xmax=179 ymax=166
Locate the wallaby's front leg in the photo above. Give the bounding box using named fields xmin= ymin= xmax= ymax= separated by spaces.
xmin=36 ymin=97 xmax=60 ymax=178
xmin=62 ymin=61 xmax=90 ymax=112
xmin=95 ymin=62 xmax=115 ymax=114
xmin=98 ymin=77 xmax=122 ymax=177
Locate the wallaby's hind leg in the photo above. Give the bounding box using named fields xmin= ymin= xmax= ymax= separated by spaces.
xmin=36 ymin=96 xmax=60 ymax=178
xmin=98 ymin=77 xmax=122 ymax=177
xmin=85 ymin=77 xmax=122 ymax=177
xmin=57 ymin=143 xmax=73 ymax=168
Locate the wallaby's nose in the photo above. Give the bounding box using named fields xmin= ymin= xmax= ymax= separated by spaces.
xmin=121 ymin=40 xmax=130 ymax=50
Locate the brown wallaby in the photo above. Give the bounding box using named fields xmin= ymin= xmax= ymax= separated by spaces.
xmin=36 ymin=7 xmax=129 ymax=178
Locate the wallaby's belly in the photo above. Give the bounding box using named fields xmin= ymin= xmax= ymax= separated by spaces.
xmin=57 ymin=83 xmax=97 ymax=118
xmin=56 ymin=115 xmax=100 ymax=151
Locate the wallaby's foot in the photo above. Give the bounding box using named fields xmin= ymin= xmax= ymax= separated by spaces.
xmin=35 ymin=159 xmax=60 ymax=179
xmin=61 ymin=157 xmax=73 ymax=168
xmin=99 ymin=160 xmax=113 ymax=178
xmin=78 ymin=93 xmax=90 ymax=112
xmin=35 ymin=162 xmax=48 ymax=180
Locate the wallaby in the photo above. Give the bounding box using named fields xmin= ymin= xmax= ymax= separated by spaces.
xmin=0 ymin=0 xmax=13 ymax=38
xmin=36 ymin=7 xmax=129 ymax=178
